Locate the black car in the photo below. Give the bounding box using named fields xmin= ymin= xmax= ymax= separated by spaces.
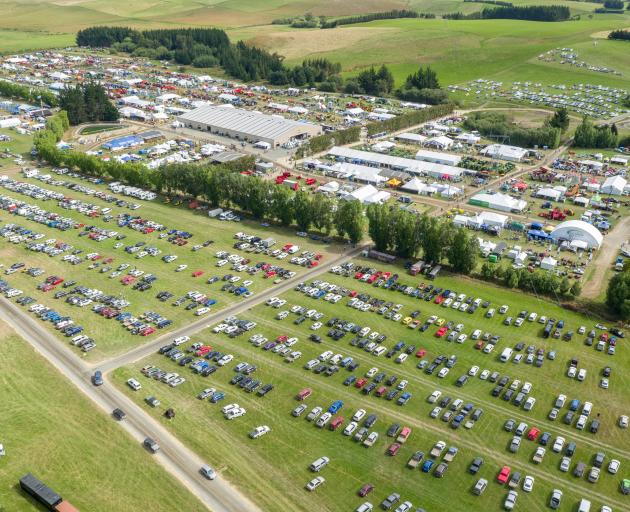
xmin=439 ymin=396 xmax=452 ymax=408
xmin=364 ymin=414 xmax=377 ymax=428
xmin=257 ymin=383 xmax=274 ymax=397
xmin=469 ymin=457 xmax=484 ymax=474
xmin=386 ymin=375 xmax=398 ymax=386
xmin=112 ymin=408 xmax=126 ymax=420
xmin=381 ymin=493 xmax=401 ymax=510
xmin=387 ymin=423 xmax=401 ymax=437
xmin=92 ymin=370 xmax=103 ymax=386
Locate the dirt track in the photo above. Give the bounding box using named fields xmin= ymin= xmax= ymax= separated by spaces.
xmin=581 ymin=216 xmax=630 ymax=299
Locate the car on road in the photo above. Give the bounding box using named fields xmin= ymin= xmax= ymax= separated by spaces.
xmin=143 ymin=437 xmax=160 ymax=453
xmin=92 ymin=370 xmax=103 ymax=386
xmin=200 ymin=465 xmax=217 ymax=480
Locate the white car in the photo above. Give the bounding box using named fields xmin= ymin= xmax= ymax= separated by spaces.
xmin=600 ymin=378 xmax=609 ymax=389
xmin=225 ymin=407 xmax=246 ymax=420
xmin=310 ymin=322 xmax=322 ymax=330
xmin=195 ymin=307 xmax=210 ymax=316
xmin=305 ymin=476 xmax=325 ymax=491
xmin=249 ymin=425 xmax=271 ymax=439
xmin=483 ymin=344 xmax=494 ymax=354
xmin=567 ymin=366 xmax=577 ymax=378
xmin=559 ymin=457 xmax=571 ymax=472
xmin=468 ymin=366 xmax=479 ymax=377
xmin=428 ymin=390 xmax=441 ymax=403
xmin=608 ymin=459 xmax=620 ymax=474
xmin=395 ymin=353 xmax=408 ymax=364
xmin=221 ymin=403 xmax=240 ymax=414
xmin=522 ymin=475 xmax=534 ymax=493
xmin=552 ymin=436 xmax=565 ymax=453
xmin=437 ymin=368 xmax=449 ymax=378
xmin=175 ymin=264 xmax=188 ymax=272
xmin=318 ymin=351 xmax=333 ymax=361
xmin=353 ymin=409 xmax=367 ymax=422
xmin=173 ymin=336 xmax=190 ymax=346
xmin=343 ymin=421 xmax=358 ymax=436
xmin=479 ymin=369 xmax=490 ymax=380
xmin=217 ymin=354 xmax=233 ymax=366
xmin=366 ymin=367 xmax=378 ymax=378
xmin=577 ymin=368 xmax=587 ymax=381
xmin=619 ymin=415 xmax=629 ymax=429
xmin=127 ymin=378 xmax=141 ymax=391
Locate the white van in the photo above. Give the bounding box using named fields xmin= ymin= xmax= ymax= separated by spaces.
xmin=310 ymin=456 xmax=330 ymax=472
xmin=500 ymin=348 xmax=514 ymax=363
xmin=577 ymin=498 xmax=591 ymax=512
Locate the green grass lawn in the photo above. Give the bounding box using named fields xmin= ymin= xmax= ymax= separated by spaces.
xmin=111 ymin=257 xmax=630 ymax=512
xmin=79 ymin=124 xmax=127 ymax=135
xmin=0 ymin=129 xmax=33 ymax=164
xmin=0 ymin=167 xmax=343 ymax=360
xmin=0 ymin=320 xmax=205 ymax=512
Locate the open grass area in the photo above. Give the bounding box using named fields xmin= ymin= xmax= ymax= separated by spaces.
xmin=0 ymin=129 xmax=33 ymax=163
xmin=111 ymin=257 xmax=630 ymax=512
xmin=79 ymin=124 xmax=127 ymax=135
xmin=0 ymin=320 xmax=204 ymax=511
xmin=0 ymin=167 xmax=343 ymax=360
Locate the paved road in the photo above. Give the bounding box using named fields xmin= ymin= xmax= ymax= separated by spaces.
xmin=98 ymin=244 xmax=367 ymax=372
xmin=0 ymin=297 xmax=261 ymax=512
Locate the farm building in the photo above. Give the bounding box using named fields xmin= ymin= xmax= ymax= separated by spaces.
xmin=601 ymin=175 xmax=627 ymax=196
xmin=550 ymin=220 xmax=603 ymax=249
xmin=178 ymin=106 xmax=322 ymax=147
xmin=540 ymin=256 xmax=557 ymax=270
xmin=401 ymin=178 xmax=436 ymax=195
xmin=424 ymin=135 xmax=454 ymax=150
xmin=414 ymin=149 xmax=461 ymax=166
xmin=395 ymin=132 xmax=427 ymax=145
xmin=455 ymin=133 xmax=481 ymax=144
xmin=102 ymin=135 xmax=144 ymax=151
xmin=343 ymin=184 xmax=390 ymax=204
xmin=469 ymin=192 xmax=527 ymax=213
xmin=0 ymin=117 xmax=20 ymax=129
xmin=327 ymin=146 xmax=467 ymax=181
xmin=481 ymin=144 xmax=528 ymax=162
xmin=535 ymin=187 xmax=564 ymax=201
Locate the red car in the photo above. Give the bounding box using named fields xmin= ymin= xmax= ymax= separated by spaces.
xmin=358 ymin=484 xmax=374 ymax=497
xmin=387 ymin=443 xmax=402 ymax=456
xmin=434 ymin=295 xmax=445 ymax=305
xmin=354 ymin=272 xmax=364 ymax=280
xmin=355 ymin=378 xmax=368 ymax=389
xmin=416 ymin=348 xmax=426 ymax=358
xmin=348 ymin=290 xmax=358 ymax=298
xmin=375 ymin=386 xmax=387 ymax=397
xmin=497 ymin=466 xmax=511 ymax=484
xmin=474 ymin=340 xmax=485 ymax=350
xmin=192 ymin=270 xmax=204 ymax=277
xmin=527 ymin=427 xmax=540 ymax=441
xmin=276 ymin=335 xmax=288 ymax=343
xmin=435 ymin=327 xmax=448 ymax=338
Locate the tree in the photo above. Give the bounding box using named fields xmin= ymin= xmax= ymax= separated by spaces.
xmin=271 ymin=186 xmax=295 ymax=226
xmin=569 ymin=281 xmax=582 ymax=298
xmin=559 ymin=277 xmax=571 ymax=296
xmin=604 ymin=0 xmax=624 ymax=9
xmin=480 ymin=262 xmax=496 ymax=280
xmin=366 ymin=203 xmax=394 ymax=252
xmin=310 ymin=195 xmax=334 ymax=234
xmin=392 ymin=209 xmax=422 ymax=258
xmin=293 ymin=190 xmax=313 ymax=231
xmin=573 ymin=116 xmax=596 ymax=148
xmin=447 ymin=228 xmax=478 ymax=273
xmin=606 ymin=270 xmax=630 ymax=320
xmin=418 ymin=214 xmax=450 ymax=263
xmin=335 ymin=200 xmax=364 ymax=244
xmin=548 ymin=107 xmax=570 ymax=132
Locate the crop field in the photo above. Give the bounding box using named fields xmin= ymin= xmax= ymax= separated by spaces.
xmin=0 ymin=319 xmax=204 ymax=511
xmin=0 ymin=166 xmax=343 ymax=360
xmin=112 ymin=256 xmax=630 ymax=512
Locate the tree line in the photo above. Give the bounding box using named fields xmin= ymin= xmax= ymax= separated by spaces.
xmin=59 ymin=83 xmax=119 ymax=126
xmin=463 ymin=111 xmax=561 ymax=148
xmin=0 ymin=79 xmax=58 ymax=107
xmin=608 ymin=29 xmax=630 ymax=40
xmin=573 ymin=117 xmax=618 ymax=148
xmin=295 ymin=126 xmax=361 ymax=158
xmin=479 ymin=262 xmax=582 ymax=298
xmin=76 ymin=27 xmax=341 ymax=88
xmin=444 ymin=5 xmax=571 ymax=21
xmin=366 ymin=203 xmax=479 ymax=273
xmin=366 ymin=103 xmax=455 ymax=135
xmin=606 ymin=264 xmax=630 ymax=321
xmin=320 ymin=10 xmax=432 ymax=28
xmin=463 ymin=0 xmax=513 ymax=6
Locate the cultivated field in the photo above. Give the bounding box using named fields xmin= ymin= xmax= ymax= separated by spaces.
xmin=112 ymin=257 xmax=630 ymax=512
xmin=0 ymin=319 xmax=205 ymax=511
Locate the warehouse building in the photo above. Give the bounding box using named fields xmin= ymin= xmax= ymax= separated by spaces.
xmin=480 ymin=144 xmax=528 ymax=162
xmin=469 ymin=192 xmax=527 ymax=213
xmin=177 ymin=105 xmax=322 ymax=148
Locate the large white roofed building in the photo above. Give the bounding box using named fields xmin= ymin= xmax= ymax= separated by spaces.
xmin=469 ymin=192 xmax=527 ymax=213
xmin=481 ymin=144 xmax=528 ymax=162
xmin=550 ymin=220 xmax=603 ymax=249
xmin=177 ymin=105 xmax=322 ymax=147
xmin=601 ymin=175 xmax=627 ymax=196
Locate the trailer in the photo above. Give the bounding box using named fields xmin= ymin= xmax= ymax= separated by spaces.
xmin=19 ymin=474 xmax=77 ymax=511
xmin=208 ymin=208 xmax=223 ymax=218
xmin=443 ymin=446 xmax=459 ymax=462
xmin=427 ymin=265 xmax=441 ymax=280
xmin=409 ymin=260 xmax=425 ymax=276
xmin=430 ymin=440 xmax=446 ymax=458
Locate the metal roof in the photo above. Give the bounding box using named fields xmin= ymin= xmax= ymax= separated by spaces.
xmin=179 ymin=106 xmax=318 ymax=140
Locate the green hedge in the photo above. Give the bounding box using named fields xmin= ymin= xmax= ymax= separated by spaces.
xmin=366 ymin=103 xmax=455 ymax=135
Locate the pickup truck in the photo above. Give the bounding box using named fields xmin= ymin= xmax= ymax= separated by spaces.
xmin=532 ymin=447 xmax=546 ymax=464
xmin=443 ymin=446 xmax=459 ymax=463
xmin=396 ymin=426 xmax=412 ymax=444
xmin=407 ymin=451 xmax=424 ymax=469
xmin=430 ymin=440 xmax=446 ymax=458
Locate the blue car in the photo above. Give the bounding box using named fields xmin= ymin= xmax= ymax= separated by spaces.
xmin=422 ymin=460 xmax=435 ymax=473
xmin=397 ymin=392 xmax=412 ymax=406
xmin=210 ymin=392 xmax=225 ymax=403
xmin=328 ymin=400 xmax=344 ymax=414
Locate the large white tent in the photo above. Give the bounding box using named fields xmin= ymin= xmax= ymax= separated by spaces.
xmin=550 ymin=220 xmax=603 ymax=249
xmin=601 ymin=175 xmax=627 ymax=196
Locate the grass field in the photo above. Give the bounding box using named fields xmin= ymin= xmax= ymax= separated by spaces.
xmin=111 ymin=257 xmax=630 ymax=512
xmin=0 ymin=129 xmax=33 ymax=163
xmin=0 ymin=319 xmax=205 ymax=511
xmin=0 ymin=166 xmax=343 ymax=360
xmin=79 ymin=124 xmax=127 ymax=135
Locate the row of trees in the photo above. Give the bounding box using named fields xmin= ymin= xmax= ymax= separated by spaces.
xmin=606 ymin=265 xmax=630 ymax=321
xmin=603 ymin=0 xmax=625 ymax=9
xmin=321 ymin=10 xmax=430 ymax=28
xmin=366 ymin=203 xmax=479 ymax=272
xmin=463 ymin=111 xmax=561 ymax=148
xmin=76 ymin=27 xmax=341 ymax=87
xmin=59 ymin=83 xmax=119 ymax=126
xmin=608 ymin=29 xmax=630 ymax=40
xmin=463 ymin=0 xmax=513 ymax=6
xmin=480 ymin=262 xmax=582 ymax=298
xmin=573 ymin=117 xmax=618 ymax=148
xmin=295 ymin=126 xmax=361 ymax=158
xmin=0 ymin=79 xmax=58 ymax=107
xmin=366 ymin=102 xmax=455 ymax=135
xmin=444 ymin=5 xmax=571 ymax=21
